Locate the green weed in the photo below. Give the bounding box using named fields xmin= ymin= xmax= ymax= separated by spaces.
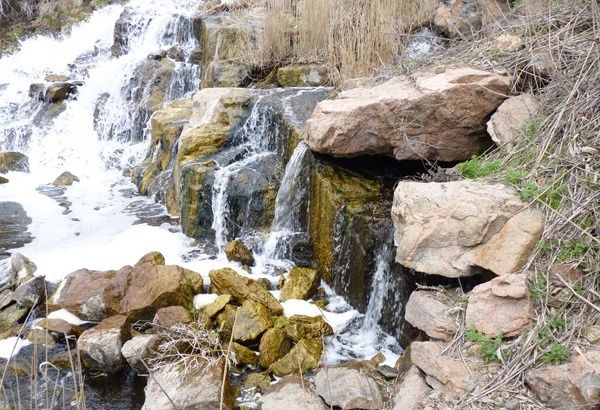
xmin=540 ymin=343 xmax=570 ymax=365
xmin=457 ymin=155 xmax=502 ymax=179
xmin=530 ymin=273 xmax=548 ymax=301
xmin=557 ymin=238 xmax=596 ymax=262
xmin=465 ymin=328 xmax=502 ymax=363
xmin=506 ymin=169 xmax=526 ymax=185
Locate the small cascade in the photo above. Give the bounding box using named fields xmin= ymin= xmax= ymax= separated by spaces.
xmin=262 ymin=141 xmax=311 ymax=259
xmin=362 ymin=242 xmax=395 ymax=332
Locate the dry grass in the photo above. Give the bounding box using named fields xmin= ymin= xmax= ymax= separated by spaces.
xmin=412 ymin=0 xmax=599 ymax=407
xmin=249 ymin=0 xmax=438 ymax=81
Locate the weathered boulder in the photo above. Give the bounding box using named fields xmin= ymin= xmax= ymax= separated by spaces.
xmin=29 ymin=81 xmax=79 ymax=102
xmin=135 ymin=251 xmax=165 ymax=267
xmin=280 ymin=266 xmax=320 ymax=301
xmin=0 ymin=202 xmax=33 ymax=257
xmin=314 ymin=367 xmax=383 ymax=410
xmin=0 ymin=290 xmax=13 ymax=309
xmin=404 ymin=291 xmax=458 ymax=341
xmin=36 ymin=318 xmax=83 ymax=337
xmin=276 ymin=65 xmax=329 ymax=87
xmin=245 ymin=372 xmax=272 ymax=390
xmin=152 ymin=306 xmax=191 ymax=328
xmin=259 ymin=327 xmax=293 ymax=368
xmin=209 ymin=268 xmax=283 ymax=314
xmin=0 ymin=152 xmax=29 ymax=173
xmin=525 ymin=348 xmax=600 ymax=410
xmin=121 ymin=334 xmax=161 ymax=374
xmin=392 ymin=365 xmax=432 ymax=410
xmin=496 ymin=34 xmax=524 ymax=53
xmin=284 ymin=315 xmax=333 ymax=342
xmin=271 ymin=338 xmax=323 ymax=377
xmin=487 ymin=94 xmax=540 ymax=149
xmin=233 ymin=299 xmax=273 ymax=342
xmin=0 ymin=176 xmax=7 ymax=184
xmin=306 ymin=67 xmax=510 ymax=161
xmin=78 ymin=315 xmax=130 ymax=373
xmin=0 ymin=303 xmax=28 ymax=330
xmin=392 ymin=180 xmax=544 ymax=277
xmin=261 ymin=380 xmax=327 ymax=410
xmin=52 ymin=171 xmax=80 ymax=186
xmin=52 ymin=254 xmax=203 ymax=321
xmin=27 ymin=328 xmax=56 ymax=347
xmin=224 ymin=240 xmax=255 ymax=266
xmin=411 ymin=341 xmax=482 ymax=397
xmin=144 ymin=360 xmax=233 ymax=410
xmin=466 ymin=273 xmax=533 ymax=337
xmin=14 ymin=276 xmax=47 ymax=308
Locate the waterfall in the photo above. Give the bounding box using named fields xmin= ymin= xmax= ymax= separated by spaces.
xmin=262 ymin=141 xmax=310 ymax=259
xmin=0 ymin=0 xmax=202 ymax=277
xmin=362 ymin=242 xmax=394 ymax=332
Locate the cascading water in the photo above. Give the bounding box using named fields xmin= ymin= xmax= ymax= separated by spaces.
xmin=0 ymin=0 xmax=202 ymax=279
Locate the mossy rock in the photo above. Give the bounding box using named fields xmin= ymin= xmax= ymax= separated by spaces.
xmin=179 ymin=159 xmax=218 ymax=237
xmin=280 ymin=266 xmax=320 ymax=301
xmin=276 ymin=64 xmax=329 ymax=87
xmin=284 ymin=315 xmax=333 ymax=342
xmin=270 ymin=338 xmax=323 ymax=377
xmin=244 ymin=372 xmax=271 ymax=390
xmin=204 ymin=294 xmax=231 ymax=319
xmin=0 ymin=303 xmax=29 ymax=331
xmin=224 ymin=240 xmax=255 ymax=266
xmin=259 ymin=327 xmax=293 ymax=369
xmin=233 ymin=300 xmax=273 ymax=343
xmin=209 ymin=268 xmax=283 ymax=315
xmin=231 ymin=342 xmax=259 ymax=367
xmin=0 ymin=151 xmax=29 ymax=173
xmin=216 ymin=304 xmax=238 ymax=341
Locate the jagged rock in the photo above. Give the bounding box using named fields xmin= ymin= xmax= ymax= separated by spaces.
xmin=280 ymin=266 xmax=320 ymax=301
xmin=148 ymin=49 xmax=167 ymax=60
xmin=121 ymin=334 xmax=161 ymax=374
xmin=10 ymin=253 xmax=37 ymax=285
xmin=224 ymin=240 xmax=255 ymax=266
xmin=232 ymin=342 xmax=259 ymax=366
xmin=78 ymin=315 xmax=130 ymax=373
xmin=259 ymin=327 xmax=293 ymax=369
xmin=209 ymin=268 xmax=283 ymax=315
xmin=0 ymin=290 xmax=13 ymax=309
xmin=203 ymin=294 xmax=231 ymax=318
xmin=466 ymin=274 xmax=533 ymax=337
xmin=391 ymin=180 xmax=544 ymax=278
xmin=585 ymin=326 xmax=600 ymax=344
xmin=166 ymin=46 xmax=184 ymax=62
xmin=152 ymin=306 xmax=191 ymax=328
xmin=404 ymin=291 xmax=458 ymax=341
xmin=233 ymin=299 xmax=273 ymax=342
xmin=525 ymin=348 xmax=600 ymax=410
xmin=0 ymin=303 xmax=29 ymax=329
xmin=52 ymin=253 xmax=203 ymax=320
xmin=271 ymin=338 xmax=323 ymax=377
xmin=0 ymin=152 xmax=29 ymax=173
xmin=314 ymin=367 xmax=383 ymax=410
xmin=36 ymin=318 xmax=83 ymax=337
xmin=0 ymin=176 xmax=8 ymax=184
xmin=496 ymin=34 xmax=524 ymax=52
xmin=52 ymin=171 xmax=80 ymax=186
xmin=411 ymin=341 xmax=482 ymax=397
xmin=144 ymin=360 xmax=233 ymax=410
xmin=261 ymin=380 xmax=327 ymax=410
xmin=276 ymin=65 xmax=329 ymax=87
xmin=29 ymin=82 xmax=78 ymax=102
xmin=392 ymin=365 xmax=431 ymax=410
xmin=487 ymin=94 xmax=540 ymax=149
xmin=215 ymin=304 xmax=238 ymax=340
xmin=306 ymin=67 xmax=509 ymax=161
xmin=14 ymin=276 xmax=47 ymax=308
xmin=284 ymin=315 xmax=333 ymax=342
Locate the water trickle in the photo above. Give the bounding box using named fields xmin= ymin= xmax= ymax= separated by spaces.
xmin=262 ymin=141 xmax=310 ymax=259
xmin=362 ymin=242 xmax=395 ymax=332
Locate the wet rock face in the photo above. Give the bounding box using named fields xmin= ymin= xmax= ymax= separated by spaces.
xmin=392 ymin=180 xmax=544 ymax=278
xmin=0 ymin=202 xmax=33 ymax=259
xmin=306 ymin=67 xmax=510 ymax=161
xmin=52 ymin=252 xmax=203 ymax=321
xmin=224 ymin=240 xmax=255 ymax=266
xmin=0 ymin=151 xmax=29 ymax=173
xmin=29 ymin=81 xmax=80 ymax=103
